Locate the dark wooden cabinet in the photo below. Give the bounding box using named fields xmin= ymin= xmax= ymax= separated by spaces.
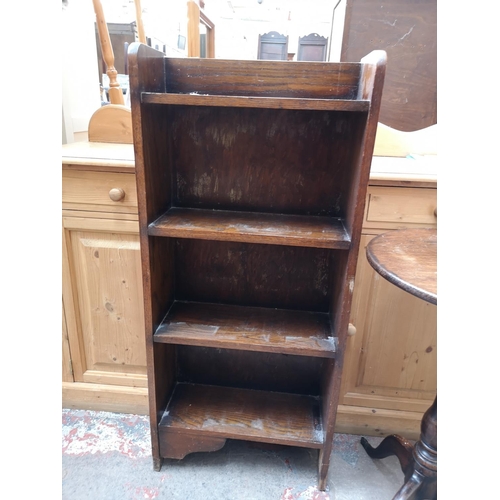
xmin=341 ymin=0 xmax=436 ymax=132
xmin=128 ymin=43 xmax=386 ymax=490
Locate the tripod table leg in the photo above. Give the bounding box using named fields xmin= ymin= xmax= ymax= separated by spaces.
xmin=360 ymin=397 xmax=437 ymax=500
xmin=360 ymin=434 xmax=414 ymax=481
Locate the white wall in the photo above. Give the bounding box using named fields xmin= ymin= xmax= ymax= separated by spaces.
xmin=62 ymin=0 xmax=102 ymax=143
xmin=61 ymin=0 xmax=347 ymax=143
xmin=208 ymin=0 xmax=347 ymax=61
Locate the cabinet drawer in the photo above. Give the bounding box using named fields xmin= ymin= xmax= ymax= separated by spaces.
xmin=62 ymin=170 xmax=138 ymax=214
xmin=364 ymin=186 xmax=437 ymax=230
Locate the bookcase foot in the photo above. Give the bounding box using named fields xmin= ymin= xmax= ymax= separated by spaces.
xmin=152 ymin=456 xmax=163 ymax=472
xmin=160 ymin=431 xmax=227 ymax=460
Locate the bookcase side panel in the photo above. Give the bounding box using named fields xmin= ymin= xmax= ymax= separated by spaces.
xmin=129 ymin=43 xmax=175 ymax=467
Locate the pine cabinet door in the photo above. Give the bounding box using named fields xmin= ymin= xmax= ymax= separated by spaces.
xmin=62 ymin=216 xmax=147 ymax=389
xmin=338 ymin=233 xmax=437 ymax=437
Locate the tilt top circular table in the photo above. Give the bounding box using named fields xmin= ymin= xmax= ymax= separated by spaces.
xmin=360 ymin=228 xmax=437 ymax=500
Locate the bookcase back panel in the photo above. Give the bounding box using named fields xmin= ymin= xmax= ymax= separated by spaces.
xmin=177 ymin=346 xmax=325 ymax=396
xmin=169 ymin=106 xmax=367 ymax=216
xmin=164 ymin=59 xmax=362 ymax=99
xmin=174 ymin=239 xmax=333 ymax=312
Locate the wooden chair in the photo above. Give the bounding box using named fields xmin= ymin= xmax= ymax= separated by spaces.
xmin=88 ymin=0 xmax=145 ymax=144
xmin=297 ymin=33 xmax=328 ymax=61
xmin=257 ymin=31 xmax=288 ymax=60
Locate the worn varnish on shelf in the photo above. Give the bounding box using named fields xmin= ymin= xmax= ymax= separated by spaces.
xmin=128 ymin=43 xmax=386 ymax=491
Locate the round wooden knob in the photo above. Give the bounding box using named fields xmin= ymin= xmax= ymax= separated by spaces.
xmin=433 ymin=207 xmax=437 ymax=218
xmin=347 ymin=323 xmax=356 ymax=336
xmin=109 ymin=188 xmax=125 ymax=202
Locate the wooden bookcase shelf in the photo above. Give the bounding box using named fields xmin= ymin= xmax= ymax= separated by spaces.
xmin=148 ymin=207 xmax=350 ymax=249
xmin=154 ymin=301 xmax=336 ymax=357
xmin=158 ymin=383 xmax=323 ymax=452
xmin=129 ymin=44 xmax=386 ymax=491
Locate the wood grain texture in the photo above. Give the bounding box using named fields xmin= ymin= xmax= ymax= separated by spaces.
xmin=164 ymin=58 xmax=362 ymax=99
xmin=345 ymin=51 xmax=387 ymax=237
xmin=142 ymin=92 xmax=370 ymax=112
xmin=159 ymin=383 xmax=323 ymax=448
xmin=128 ymin=42 xmax=175 ymax=466
xmin=174 ymin=239 xmax=333 ymax=312
xmin=92 ymin=0 xmax=124 ymax=105
xmin=341 ymin=235 xmax=436 ymax=413
xmin=342 ymin=0 xmax=436 ymax=132
xmin=149 ymin=208 xmax=350 ymax=249
xmin=62 ymin=381 xmax=149 ymax=414
xmin=62 ymin=301 xmax=74 ymax=382
xmin=64 ymin=220 xmax=147 ymax=387
xmin=62 ymin=224 xmax=89 ymax=382
xmin=159 ymin=430 xmax=226 ymax=460
xmin=318 ymin=51 xmax=386 ymax=489
xmin=154 ymin=301 xmax=336 ymax=357
xmin=62 ymin=217 xmax=139 ymax=234
xmin=133 ymin=0 xmax=146 ymax=44
xmin=177 ymin=346 xmax=325 ymax=396
xmin=82 ymin=370 xmax=147 ymax=388
xmin=170 ymin=106 xmax=365 ymax=217
xmin=62 ymin=170 xmax=138 ymax=214
xmin=88 ymin=105 xmax=133 ymax=144
xmin=128 ymin=45 xmax=387 ymax=489
xmin=335 ymin=404 xmax=422 ymax=440
xmin=365 ymin=187 xmax=437 ymax=228
xmin=187 ymin=0 xmax=200 ymax=58
xmin=62 ymin=210 xmax=138 ymax=222
xmin=366 ymin=228 xmax=436 ymax=304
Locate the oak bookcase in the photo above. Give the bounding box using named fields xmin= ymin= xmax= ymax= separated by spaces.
xmin=128 ymin=43 xmax=386 ymax=490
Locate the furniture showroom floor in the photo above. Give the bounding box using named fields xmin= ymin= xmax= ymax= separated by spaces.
xmin=62 ymin=408 xmax=404 ymax=499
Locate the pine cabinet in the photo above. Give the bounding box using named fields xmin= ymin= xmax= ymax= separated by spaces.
xmin=62 ymin=143 xmax=149 ymax=414
xmin=337 ymin=179 xmax=437 ymax=440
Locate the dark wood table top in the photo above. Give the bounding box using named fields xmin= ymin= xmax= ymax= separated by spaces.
xmin=366 ymin=228 xmax=437 ymax=305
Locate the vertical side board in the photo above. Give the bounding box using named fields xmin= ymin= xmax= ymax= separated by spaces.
xmin=320 ymin=51 xmax=386 ymax=489
xmin=129 ymin=42 xmax=175 ymax=470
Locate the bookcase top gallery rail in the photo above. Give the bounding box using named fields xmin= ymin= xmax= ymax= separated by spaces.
xmin=143 ymin=56 xmax=371 ymax=100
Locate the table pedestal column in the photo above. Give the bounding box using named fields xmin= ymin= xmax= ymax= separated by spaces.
xmin=361 ymin=397 xmax=437 ymax=500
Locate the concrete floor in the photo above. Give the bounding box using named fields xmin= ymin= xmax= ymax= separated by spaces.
xmin=62 ymin=409 xmax=405 ymax=500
